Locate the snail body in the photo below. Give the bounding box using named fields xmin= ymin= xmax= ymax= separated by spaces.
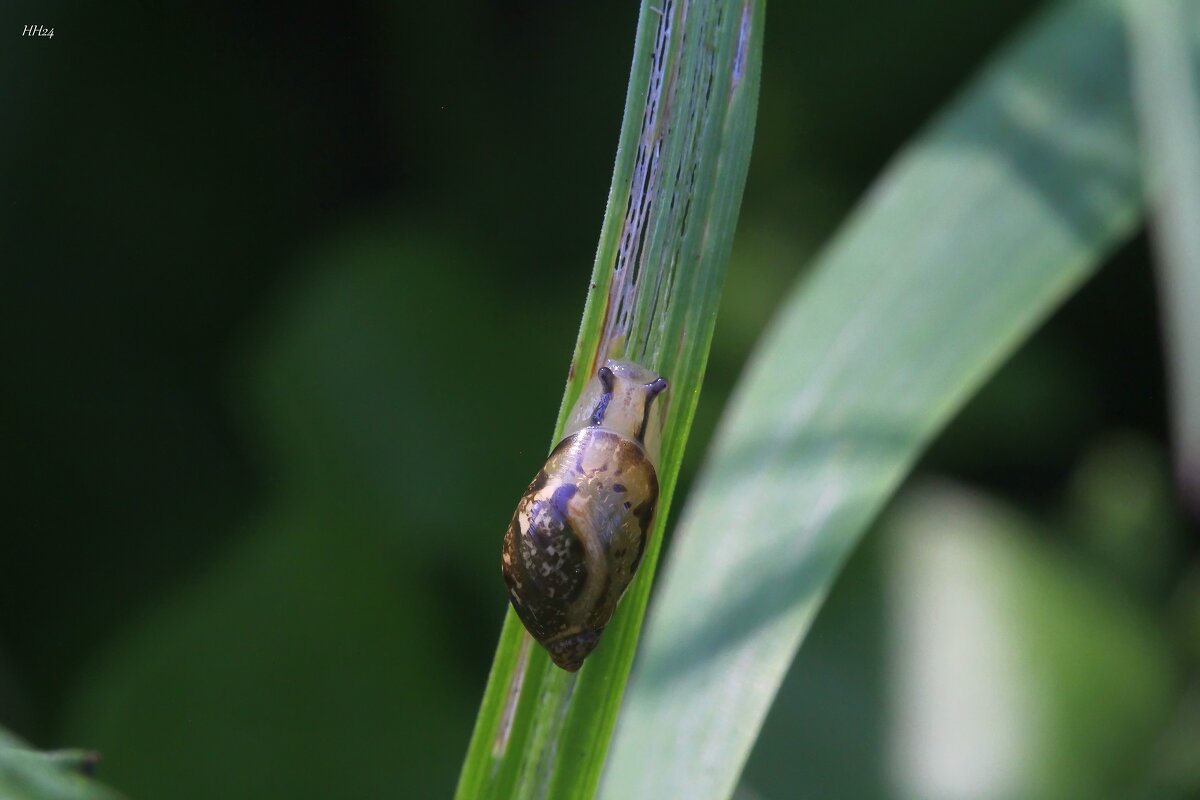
xmin=502 ymin=359 xmax=668 ymax=671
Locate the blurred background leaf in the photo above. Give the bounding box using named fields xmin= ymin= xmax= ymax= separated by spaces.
xmin=1127 ymin=0 xmax=1200 ymax=517
xmin=0 ymin=726 xmax=120 ymax=800
xmin=742 ymin=478 xmax=1178 ymax=800
xmin=59 ymin=227 xmax=574 ymax=799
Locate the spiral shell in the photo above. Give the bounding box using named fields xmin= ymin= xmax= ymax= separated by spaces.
xmin=501 ymin=359 xmax=668 ymax=671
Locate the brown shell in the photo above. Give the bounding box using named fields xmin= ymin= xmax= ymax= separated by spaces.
xmin=502 ymin=428 xmax=659 ymax=671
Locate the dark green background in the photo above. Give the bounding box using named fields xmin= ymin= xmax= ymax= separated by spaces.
xmin=3 ymin=2 xmax=1192 ymax=798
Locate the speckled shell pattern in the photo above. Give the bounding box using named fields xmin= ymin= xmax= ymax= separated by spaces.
xmin=502 ymin=427 xmax=659 ymax=671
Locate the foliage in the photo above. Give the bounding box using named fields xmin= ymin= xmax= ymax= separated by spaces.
xmin=604 ymin=2 xmax=1147 ymax=796
xmin=3 ymin=1 xmax=1197 ymax=799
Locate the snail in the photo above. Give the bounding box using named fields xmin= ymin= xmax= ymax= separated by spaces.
xmin=501 ymin=359 xmax=668 ymax=671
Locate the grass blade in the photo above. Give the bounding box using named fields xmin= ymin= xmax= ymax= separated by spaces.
xmin=1126 ymin=0 xmax=1200 ymax=516
xmin=602 ymin=1 xmax=1143 ymax=797
xmin=454 ymin=2 xmax=763 ymax=798
xmin=0 ymin=728 xmax=122 ymax=800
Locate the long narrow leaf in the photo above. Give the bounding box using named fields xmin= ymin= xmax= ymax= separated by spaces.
xmin=455 ymin=2 xmax=763 ymax=798
xmin=1126 ymin=0 xmax=1200 ymax=517
xmin=0 ymin=728 xmax=121 ymax=800
xmin=603 ymin=1 xmax=1143 ymax=797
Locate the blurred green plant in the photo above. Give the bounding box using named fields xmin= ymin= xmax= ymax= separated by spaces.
xmin=742 ymin=479 xmax=1177 ymax=799
xmin=0 ymin=727 xmax=119 ymax=800
xmin=1127 ymin=0 xmax=1200 ymax=516
xmin=62 ymin=233 xmax=536 ymax=800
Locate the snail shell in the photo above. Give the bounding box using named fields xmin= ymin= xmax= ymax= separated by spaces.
xmin=502 ymin=359 xmax=668 ymax=671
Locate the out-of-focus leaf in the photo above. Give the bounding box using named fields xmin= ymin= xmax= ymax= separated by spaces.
xmin=1147 ymin=680 xmax=1200 ymax=794
xmin=0 ymin=727 xmax=120 ymax=800
xmin=884 ymin=485 xmax=1173 ymax=799
xmin=1063 ymin=433 xmax=1180 ymax=588
xmin=603 ymin=2 xmax=1146 ymax=797
xmin=741 ymin=480 xmax=1179 ymax=800
xmin=66 ymin=504 xmax=475 ymax=800
xmin=740 ymin=522 xmax=891 ymax=799
xmin=62 ymin=229 xmax=551 ymax=800
xmin=745 ymin=483 xmax=1174 ymax=800
xmin=1126 ymin=0 xmax=1200 ymax=517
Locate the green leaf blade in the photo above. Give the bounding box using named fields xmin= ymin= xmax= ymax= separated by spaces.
xmin=1126 ymin=0 xmax=1200 ymax=515
xmin=455 ymin=1 xmax=763 ymax=798
xmin=0 ymin=728 xmax=123 ymax=800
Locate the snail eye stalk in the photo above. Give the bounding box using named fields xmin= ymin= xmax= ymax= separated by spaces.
xmin=592 ymin=367 xmax=616 ymax=425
